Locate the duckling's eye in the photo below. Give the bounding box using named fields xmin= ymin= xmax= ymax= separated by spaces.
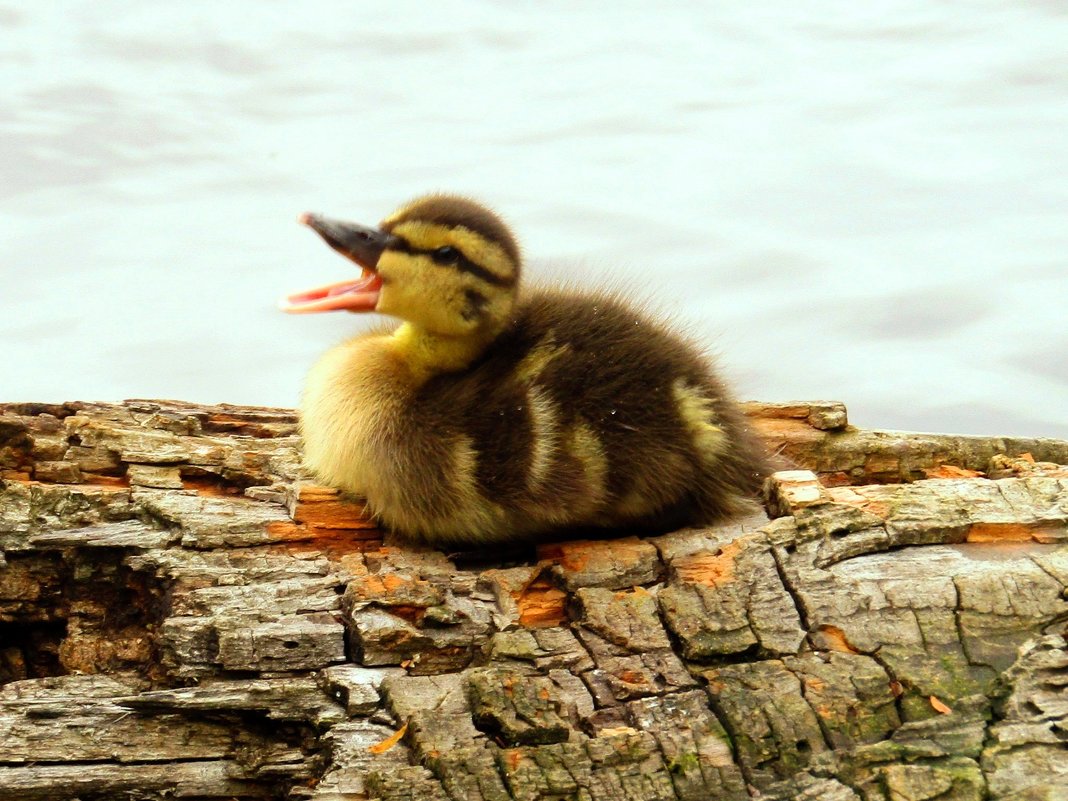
xmin=431 ymin=246 xmax=461 ymax=265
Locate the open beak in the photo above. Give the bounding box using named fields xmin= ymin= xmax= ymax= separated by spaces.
xmin=280 ymin=213 xmax=393 ymax=314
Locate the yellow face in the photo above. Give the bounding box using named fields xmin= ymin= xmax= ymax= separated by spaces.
xmin=376 ymin=220 xmax=519 ymax=337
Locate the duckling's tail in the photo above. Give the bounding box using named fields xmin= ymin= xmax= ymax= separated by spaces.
xmin=691 ymin=404 xmax=776 ymax=525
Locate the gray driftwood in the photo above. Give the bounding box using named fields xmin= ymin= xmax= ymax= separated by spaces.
xmin=0 ymin=399 xmax=1066 ymax=801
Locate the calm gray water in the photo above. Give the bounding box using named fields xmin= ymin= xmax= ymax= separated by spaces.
xmin=3 ymin=3 xmax=1067 ymax=437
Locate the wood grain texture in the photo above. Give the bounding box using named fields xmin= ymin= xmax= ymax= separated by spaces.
xmin=1 ymin=398 xmax=1066 ymax=800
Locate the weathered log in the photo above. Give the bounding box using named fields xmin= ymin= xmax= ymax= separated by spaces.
xmin=0 ymin=399 xmax=1066 ymax=801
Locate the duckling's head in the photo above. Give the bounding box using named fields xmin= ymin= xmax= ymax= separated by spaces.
xmin=283 ymin=194 xmax=521 ymax=338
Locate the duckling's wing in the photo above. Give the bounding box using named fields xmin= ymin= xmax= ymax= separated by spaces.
xmin=418 ymin=288 xmax=768 ymax=531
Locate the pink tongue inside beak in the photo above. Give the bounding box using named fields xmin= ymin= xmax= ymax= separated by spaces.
xmin=279 ymin=271 xmax=383 ymax=314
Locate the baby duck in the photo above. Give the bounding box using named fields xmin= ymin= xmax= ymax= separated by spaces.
xmin=282 ymin=195 xmax=769 ymax=544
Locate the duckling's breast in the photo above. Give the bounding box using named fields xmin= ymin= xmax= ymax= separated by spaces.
xmin=299 ymin=334 xmax=401 ymax=499
xmin=300 ymin=332 xmax=512 ymax=541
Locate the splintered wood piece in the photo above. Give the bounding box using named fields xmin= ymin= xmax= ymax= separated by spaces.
xmin=368 ymin=722 xmax=409 ymax=754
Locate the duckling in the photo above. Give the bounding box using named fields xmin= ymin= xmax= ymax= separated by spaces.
xmin=282 ymin=195 xmax=770 ymax=544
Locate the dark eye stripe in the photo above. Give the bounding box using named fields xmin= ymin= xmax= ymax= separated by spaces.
xmin=391 ymin=237 xmax=516 ymax=288
xmin=453 ymin=254 xmax=516 ymax=288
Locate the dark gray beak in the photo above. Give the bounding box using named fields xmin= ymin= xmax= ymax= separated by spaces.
xmin=299 ymin=213 xmax=397 ymax=269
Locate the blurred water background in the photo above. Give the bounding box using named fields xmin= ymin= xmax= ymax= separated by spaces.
xmin=3 ymin=2 xmax=1066 ymax=436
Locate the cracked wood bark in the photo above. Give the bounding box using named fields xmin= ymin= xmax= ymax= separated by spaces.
xmin=0 ymin=399 xmax=1066 ymax=801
